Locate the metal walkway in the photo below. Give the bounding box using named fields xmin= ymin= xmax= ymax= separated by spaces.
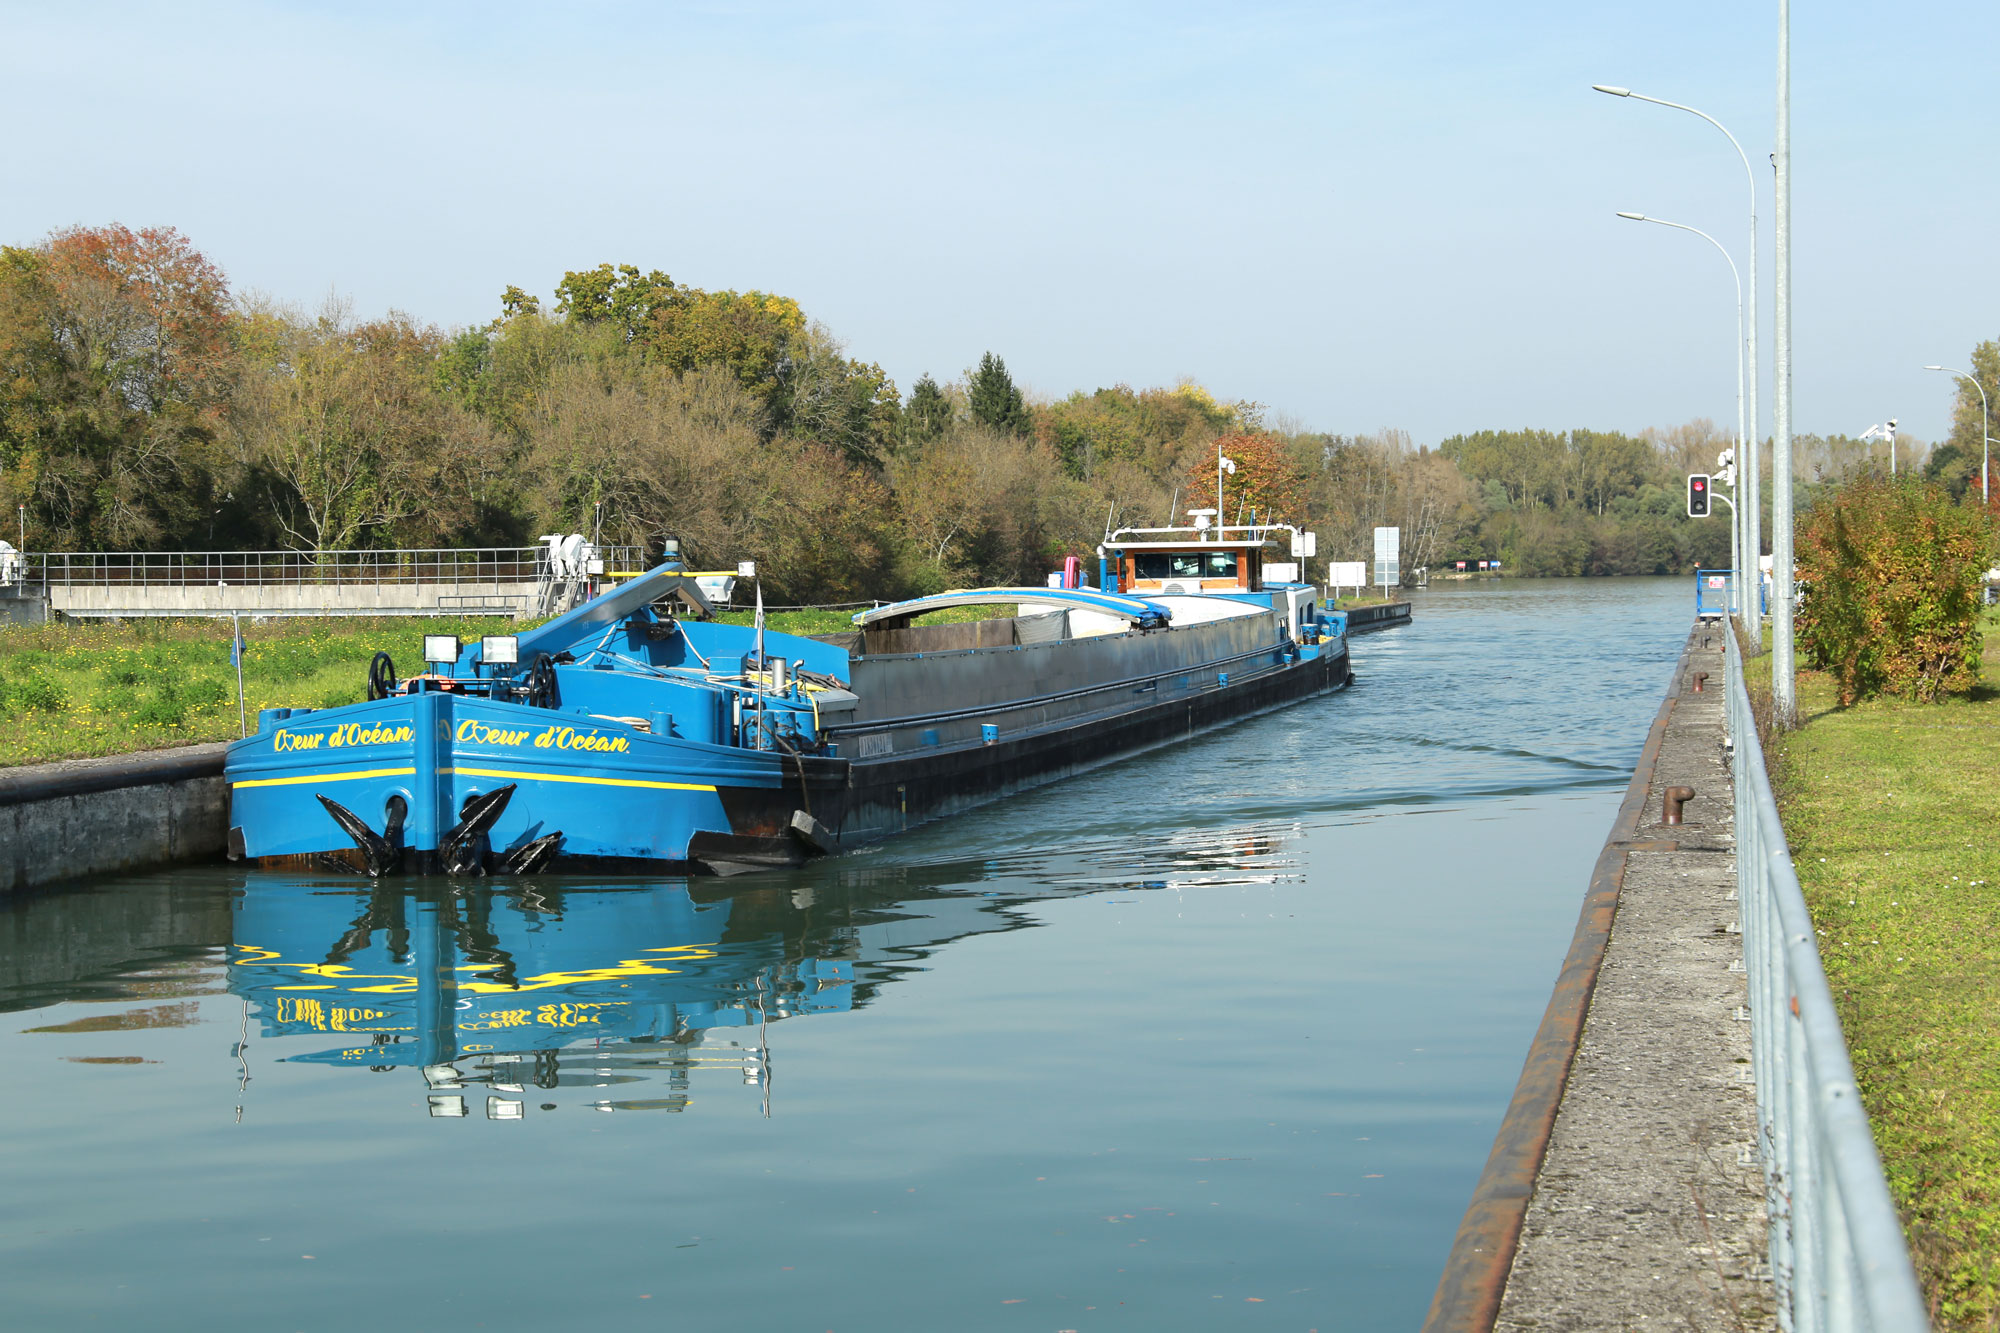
xmin=0 ymin=545 xmax=643 ymax=620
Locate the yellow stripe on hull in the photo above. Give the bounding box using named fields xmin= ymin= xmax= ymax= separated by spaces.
xmin=233 ymin=766 xmax=418 ymax=790
xmin=445 ymin=765 xmax=717 ymax=793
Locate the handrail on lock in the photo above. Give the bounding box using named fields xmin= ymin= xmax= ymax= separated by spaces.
xmin=1725 ymin=631 xmax=1930 ymax=1332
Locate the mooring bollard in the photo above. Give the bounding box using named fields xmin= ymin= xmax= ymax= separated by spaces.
xmin=1663 ymin=785 xmax=1695 ymax=825
xmin=1691 ymin=671 xmax=1709 ymax=693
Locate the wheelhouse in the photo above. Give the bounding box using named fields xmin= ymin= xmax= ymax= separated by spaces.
xmin=1110 ymin=541 xmax=1266 ymax=595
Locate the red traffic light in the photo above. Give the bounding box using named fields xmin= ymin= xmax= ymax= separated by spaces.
xmin=1692 ymin=478 xmax=1707 ymax=492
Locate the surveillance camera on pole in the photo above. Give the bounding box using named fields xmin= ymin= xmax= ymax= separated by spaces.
xmin=1687 ymin=473 xmax=1711 ymax=517
xmin=1861 ymin=421 xmax=1900 ymax=475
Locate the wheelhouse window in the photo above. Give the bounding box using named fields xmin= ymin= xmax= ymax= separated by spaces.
xmin=1133 ymin=551 xmax=1239 ymax=581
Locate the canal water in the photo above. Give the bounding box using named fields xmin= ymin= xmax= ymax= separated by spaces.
xmin=0 ymin=578 xmax=1693 ymax=1332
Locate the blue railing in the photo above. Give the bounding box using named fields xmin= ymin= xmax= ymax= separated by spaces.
xmin=1696 ymin=567 xmax=1735 ymax=618
xmin=1725 ymin=634 xmax=1930 ymax=1331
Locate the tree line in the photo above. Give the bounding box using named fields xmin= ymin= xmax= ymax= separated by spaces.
xmin=4 ymin=223 xmax=1981 ymax=601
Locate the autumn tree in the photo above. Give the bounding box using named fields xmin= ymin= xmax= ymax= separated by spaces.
xmin=0 ymin=224 xmax=236 ymax=548
xmin=554 ymin=263 xmax=679 ymax=345
xmin=777 ymin=323 xmax=900 ymax=466
xmin=742 ymin=439 xmax=899 ymax=603
xmin=891 ymin=422 xmax=1094 ymax=590
xmin=518 ymin=360 xmax=762 ymax=566
xmin=1183 ymin=430 xmax=1309 ymax=528
xmin=234 ymin=300 xmax=497 ymax=554
xmin=1037 ymin=382 xmax=1246 ymax=482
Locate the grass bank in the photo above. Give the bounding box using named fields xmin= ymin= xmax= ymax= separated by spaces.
xmin=0 ymin=603 xmax=1018 ymax=768
xmin=1765 ymin=610 xmax=2000 ymax=1326
xmin=0 ymin=617 xmax=528 ymax=768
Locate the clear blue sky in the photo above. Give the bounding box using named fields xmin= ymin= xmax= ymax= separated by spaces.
xmin=3 ymin=1 xmax=1992 ymax=445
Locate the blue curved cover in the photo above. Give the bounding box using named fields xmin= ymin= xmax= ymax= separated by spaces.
xmin=852 ymin=586 xmax=1171 ymax=630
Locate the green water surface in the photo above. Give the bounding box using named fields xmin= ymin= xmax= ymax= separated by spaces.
xmin=0 ymin=578 xmax=1695 ymax=1331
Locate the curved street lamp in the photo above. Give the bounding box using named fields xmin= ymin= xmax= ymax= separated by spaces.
xmin=1617 ymin=212 xmax=1749 ymax=629
xmin=1925 ymin=366 xmax=1991 ymax=503
xmin=1595 ymin=84 xmax=1761 ymax=627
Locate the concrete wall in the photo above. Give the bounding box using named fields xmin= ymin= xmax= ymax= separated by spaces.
xmin=0 ymin=746 xmax=229 ymax=895
xmin=48 ymin=581 xmax=539 ymax=619
xmin=0 ymin=590 xmax=48 ymax=625
xmin=1345 ymin=601 xmax=1412 ymax=633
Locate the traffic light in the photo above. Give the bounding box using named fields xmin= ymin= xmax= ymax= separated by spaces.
xmin=1687 ymin=473 xmax=1711 ymax=517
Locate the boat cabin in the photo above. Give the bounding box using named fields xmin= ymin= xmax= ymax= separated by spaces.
xmin=1106 ymin=540 xmax=1267 ymax=595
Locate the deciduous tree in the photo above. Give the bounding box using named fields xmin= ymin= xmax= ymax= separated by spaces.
xmin=235 ymin=300 xmax=494 ymax=554
xmin=0 ymin=224 xmax=235 ymax=548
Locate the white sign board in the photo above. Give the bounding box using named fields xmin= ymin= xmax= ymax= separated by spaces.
xmin=1327 ymin=561 xmax=1367 ymax=589
xmin=1372 ymin=526 xmax=1401 ymax=590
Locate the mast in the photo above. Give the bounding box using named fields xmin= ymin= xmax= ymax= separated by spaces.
xmin=1216 ymin=443 xmax=1225 ymax=534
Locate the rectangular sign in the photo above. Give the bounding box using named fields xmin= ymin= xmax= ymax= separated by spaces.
xmin=1327 ymin=561 xmax=1367 ymax=587
xmin=1372 ymin=527 xmax=1400 ymax=589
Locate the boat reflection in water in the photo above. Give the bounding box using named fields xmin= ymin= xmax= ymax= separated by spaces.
xmin=226 ymin=851 xmax=1136 ymax=1119
xmin=229 ymin=877 xmax=861 ymax=1119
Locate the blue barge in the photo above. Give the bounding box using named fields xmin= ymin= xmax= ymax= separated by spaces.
xmin=224 ymin=521 xmax=1352 ymax=875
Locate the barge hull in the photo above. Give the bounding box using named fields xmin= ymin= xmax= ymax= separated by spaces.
xmin=835 ymin=643 xmax=1351 ymax=847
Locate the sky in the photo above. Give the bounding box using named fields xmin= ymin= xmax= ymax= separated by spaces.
xmin=2 ymin=1 xmax=1994 ymax=447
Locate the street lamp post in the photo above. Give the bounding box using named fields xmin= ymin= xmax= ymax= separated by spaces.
xmin=1595 ymin=83 xmax=1761 ymax=636
xmin=1773 ymin=0 xmax=1796 ymax=725
xmin=1615 ymin=211 xmax=1749 ymax=632
xmin=1925 ymin=366 xmax=1991 ymax=503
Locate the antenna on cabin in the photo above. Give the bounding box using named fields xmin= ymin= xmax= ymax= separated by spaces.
xmin=1216 ymin=446 xmax=1237 ymax=533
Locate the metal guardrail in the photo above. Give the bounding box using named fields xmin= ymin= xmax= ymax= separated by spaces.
xmin=10 ymin=546 xmax=644 ymax=590
xmin=1725 ymin=633 xmax=1930 ymax=1331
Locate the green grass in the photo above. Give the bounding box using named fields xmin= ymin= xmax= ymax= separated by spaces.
xmin=1767 ymin=610 xmax=2000 ymax=1327
xmin=0 ymin=616 xmax=538 ymax=768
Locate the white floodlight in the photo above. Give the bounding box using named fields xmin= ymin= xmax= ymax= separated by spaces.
xmin=481 ymin=635 xmax=519 ymax=666
xmin=423 ymin=635 xmax=461 ymax=665
xmin=736 ymin=560 xmax=757 ymax=579
xmin=427 ymin=1095 xmax=468 ymax=1118
xmin=487 ymin=1097 xmax=524 ymax=1121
